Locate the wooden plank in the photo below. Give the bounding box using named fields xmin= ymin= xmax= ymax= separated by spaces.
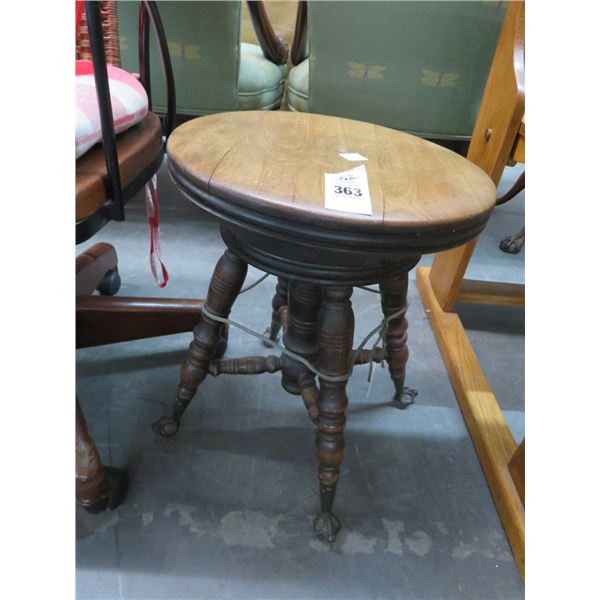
xmin=430 ymin=240 xmax=478 ymax=312
xmin=508 ymin=439 xmax=525 ymax=507
xmin=457 ymin=279 xmax=525 ymax=307
xmin=76 ymin=296 xmax=204 ymax=348
xmin=416 ymin=266 xmax=525 ymax=580
xmin=511 ymin=130 xmax=525 ymax=164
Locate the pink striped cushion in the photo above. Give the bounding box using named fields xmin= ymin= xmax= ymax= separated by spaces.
xmin=76 ymin=60 xmax=148 ymax=159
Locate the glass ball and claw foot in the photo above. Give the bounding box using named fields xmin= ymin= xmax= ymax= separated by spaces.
xmin=153 ymin=258 xmax=414 ymax=543
xmin=152 ymin=250 xmax=246 ymax=438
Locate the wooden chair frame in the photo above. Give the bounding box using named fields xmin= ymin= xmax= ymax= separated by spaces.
xmin=247 ymin=0 xmax=289 ymax=65
xmin=416 ymin=0 xmax=525 ymax=579
xmin=291 ymin=0 xmax=308 ymax=66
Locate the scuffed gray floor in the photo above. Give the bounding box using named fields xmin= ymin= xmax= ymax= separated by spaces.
xmin=76 ymin=160 xmax=525 ymax=599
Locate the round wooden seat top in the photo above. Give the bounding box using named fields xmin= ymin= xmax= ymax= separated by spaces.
xmin=167 ymin=111 xmax=496 ymax=255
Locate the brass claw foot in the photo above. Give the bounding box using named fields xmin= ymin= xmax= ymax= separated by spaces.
xmin=313 ymin=511 xmax=341 ymax=543
xmin=394 ymin=386 xmax=418 ymax=409
xmin=152 ymin=416 xmax=179 ymax=437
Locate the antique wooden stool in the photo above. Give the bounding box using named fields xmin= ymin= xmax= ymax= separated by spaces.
xmin=154 ymin=111 xmax=496 ymax=542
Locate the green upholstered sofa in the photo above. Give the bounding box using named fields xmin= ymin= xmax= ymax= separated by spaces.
xmin=117 ymin=1 xmax=288 ymax=118
xmin=288 ymin=1 xmax=507 ymax=142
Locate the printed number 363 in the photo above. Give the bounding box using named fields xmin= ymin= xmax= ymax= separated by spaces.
xmin=334 ymin=185 xmax=363 ymax=197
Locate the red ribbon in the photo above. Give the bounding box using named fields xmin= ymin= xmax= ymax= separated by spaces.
xmin=145 ymin=175 xmax=169 ymax=288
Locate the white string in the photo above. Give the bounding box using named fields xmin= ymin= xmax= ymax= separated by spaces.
xmin=201 ymin=304 xmax=405 ymax=384
xmin=239 ymin=273 xmax=270 ymax=294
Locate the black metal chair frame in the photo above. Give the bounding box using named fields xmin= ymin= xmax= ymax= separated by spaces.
xmin=76 ymin=0 xmax=176 ymax=244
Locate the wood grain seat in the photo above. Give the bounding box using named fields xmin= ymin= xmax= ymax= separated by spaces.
xmin=76 ymin=111 xmax=163 ymax=222
xmin=167 ymin=111 xmax=496 ymax=284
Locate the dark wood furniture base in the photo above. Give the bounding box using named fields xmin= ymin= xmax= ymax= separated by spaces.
xmin=153 ymin=245 xmax=416 ymax=542
xmin=76 ymin=296 xmax=206 ymax=348
xmin=76 ymin=243 xmax=210 ymax=512
xmin=76 ymin=398 xmax=128 ymax=513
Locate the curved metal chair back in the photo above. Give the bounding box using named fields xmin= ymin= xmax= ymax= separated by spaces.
xmin=82 ymin=0 xmax=175 ymax=225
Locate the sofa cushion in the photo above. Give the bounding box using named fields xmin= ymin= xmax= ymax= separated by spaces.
xmin=287 ymin=58 xmax=309 ymax=112
xmin=238 ymin=43 xmax=287 ymax=110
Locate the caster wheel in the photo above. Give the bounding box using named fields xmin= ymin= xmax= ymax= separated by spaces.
xmin=97 ymin=268 xmax=121 ymax=295
xmin=83 ymin=466 xmax=128 ymax=514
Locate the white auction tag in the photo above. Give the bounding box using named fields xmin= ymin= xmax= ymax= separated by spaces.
xmin=339 ymin=152 xmax=368 ymax=162
xmin=324 ymin=164 xmax=373 ymax=215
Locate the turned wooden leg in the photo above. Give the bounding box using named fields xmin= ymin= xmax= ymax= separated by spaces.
xmin=314 ymin=286 xmax=354 ymax=542
xmin=153 ymin=250 xmax=247 ymax=436
xmin=281 ymin=281 xmax=321 ymax=394
xmin=76 ymin=398 xmax=128 ymax=513
xmin=263 ymin=277 xmax=289 ymax=345
xmin=380 ymin=273 xmax=417 ymax=408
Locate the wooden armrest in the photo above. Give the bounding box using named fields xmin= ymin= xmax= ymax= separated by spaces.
xmin=291 ymin=0 xmax=308 ymax=66
xmin=514 ymin=4 xmax=525 ymax=98
xmin=246 ymin=0 xmax=288 ymax=65
xmin=466 ymin=0 xmax=525 ymax=185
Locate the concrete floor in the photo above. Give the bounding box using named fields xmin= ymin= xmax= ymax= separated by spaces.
xmin=76 ymin=160 xmax=525 ymax=599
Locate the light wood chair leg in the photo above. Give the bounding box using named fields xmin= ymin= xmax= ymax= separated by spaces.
xmin=429 ymin=238 xmax=479 ymax=312
xmin=508 ymin=439 xmax=525 ymax=507
xmin=416 ymin=266 xmax=525 ymax=579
